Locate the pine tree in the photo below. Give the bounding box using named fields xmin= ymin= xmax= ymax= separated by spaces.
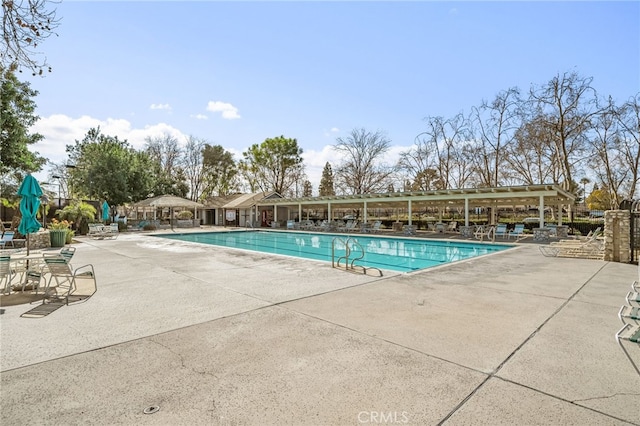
xmin=318 ymin=162 xmax=335 ymax=196
xmin=303 ymin=180 xmax=313 ymax=197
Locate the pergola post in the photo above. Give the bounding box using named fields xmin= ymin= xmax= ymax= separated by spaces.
xmin=464 ymin=198 xmax=469 ymax=227
xmin=539 ymin=195 xmax=545 ymax=228
xmin=408 ymin=200 xmax=412 ymax=225
xmin=363 ymin=201 xmax=368 ymax=222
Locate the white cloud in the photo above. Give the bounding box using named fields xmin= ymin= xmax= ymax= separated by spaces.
xmin=206 ymin=101 xmax=241 ymax=120
xmin=191 ymin=114 xmax=208 ymax=120
xmin=323 ymin=127 xmax=341 ymax=137
xmin=150 ymin=103 xmax=171 ymax=111
xmin=30 ymin=114 xmax=187 ymax=179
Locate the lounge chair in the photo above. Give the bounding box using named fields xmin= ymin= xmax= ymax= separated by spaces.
xmin=619 ymin=305 xmax=640 ymax=325
xmin=627 ymin=292 xmax=640 ymax=306
xmin=494 ymin=223 xmax=508 ymax=238
xmin=0 ymin=255 xmax=12 ymax=294
xmin=446 ymin=221 xmax=458 ymax=233
xmin=41 ymin=257 xmax=96 ymax=305
xmin=509 ymin=224 xmax=526 ymax=240
xmin=370 ymin=220 xmax=382 ymax=234
xmin=539 ymin=231 xmax=605 ymax=259
xmin=615 ymin=323 xmax=640 ymax=376
xmin=0 ymin=231 xmax=15 ymax=249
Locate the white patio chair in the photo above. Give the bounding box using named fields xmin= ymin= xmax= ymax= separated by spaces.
xmin=41 ymin=257 xmax=96 ymax=305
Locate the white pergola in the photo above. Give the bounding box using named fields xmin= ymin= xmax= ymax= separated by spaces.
xmin=255 ymin=184 xmax=576 ymax=228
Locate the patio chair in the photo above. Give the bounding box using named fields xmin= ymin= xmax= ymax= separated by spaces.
xmin=41 ymin=257 xmax=96 ymax=305
xmin=627 ymin=291 xmax=640 ymax=306
xmin=446 ymin=221 xmax=458 ymax=233
xmin=615 ymin=323 xmax=640 ymax=376
xmin=509 ymin=224 xmax=526 ymax=240
xmin=370 ymin=220 xmax=382 ymax=234
xmin=0 ymin=231 xmax=15 ymax=249
xmin=494 ymin=223 xmax=508 ymax=238
xmin=59 ymin=246 xmax=76 ymax=264
xmin=619 ymin=305 xmax=640 ymax=325
xmin=108 ymin=223 xmax=119 ymax=238
xmin=88 ymin=224 xmax=108 ymax=239
xmin=0 ymin=255 xmax=12 ymax=294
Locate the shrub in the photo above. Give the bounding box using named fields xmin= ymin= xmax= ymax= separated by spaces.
xmin=177 ymin=210 xmax=193 ymax=220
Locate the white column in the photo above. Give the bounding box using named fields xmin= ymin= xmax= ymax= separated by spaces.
xmin=539 ymin=195 xmax=545 ymax=228
xmin=363 ymin=201 xmax=368 ymax=222
xmin=464 ymin=198 xmax=469 ymax=227
xmin=558 ymin=205 xmax=563 ymax=225
xmin=408 ymin=200 xmax=412 ymax=225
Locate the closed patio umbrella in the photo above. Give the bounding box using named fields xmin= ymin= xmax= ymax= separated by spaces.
xmin=17 ymin=174 xmax=43 ymax=255
xmin=102 ymin=200 xmax=110 ymax=223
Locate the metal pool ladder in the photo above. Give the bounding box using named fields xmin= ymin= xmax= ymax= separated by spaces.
xmin=331 ymin=237 xmax=383 ymax=277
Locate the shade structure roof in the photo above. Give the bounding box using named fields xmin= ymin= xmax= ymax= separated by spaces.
xmin=256 ymin=184 xmax=576 ymax=210
xmin=132 ymin=195 xmax=205 ymax=209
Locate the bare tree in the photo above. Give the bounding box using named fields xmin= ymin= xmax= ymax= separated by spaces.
xmin=403 ymin=113 xmax=471 ymax=190
xmin=615 ymin=93 xmax=640 ymax=200
xmin=529 ymin=71 xmax=598 ymax=190
xmin=470 ymin=87 xmax=521 ymax=187
xmin=589 ymin=96 xmax=626 ymax=208
xmin=333 ymin=128 xmax=394 ymax=195
xmin=144 ymin=134 xmax=182 ymax=175
xmin=506 ymin=115 xmax=559 ymax=185
xmin=182 ymin=136 xmax=206 ymax=201
xmin=1 ymin=0 xmax=59 ymax=75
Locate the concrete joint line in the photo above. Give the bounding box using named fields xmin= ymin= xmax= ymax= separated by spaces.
xmin=437 ymin=262 xmax=611 ymax=425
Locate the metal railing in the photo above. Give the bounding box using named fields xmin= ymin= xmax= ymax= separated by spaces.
xmin=331 ymin=237 xmax=382 ymax=277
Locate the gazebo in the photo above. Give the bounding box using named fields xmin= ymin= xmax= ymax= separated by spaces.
xmin=131 ymin=195 xmax=205 ymax=229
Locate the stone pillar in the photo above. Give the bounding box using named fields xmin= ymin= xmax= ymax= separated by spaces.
xmin=604 ymin=210 xmax=630 ymax=263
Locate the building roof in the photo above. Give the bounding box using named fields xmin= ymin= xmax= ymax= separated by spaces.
xmin=202 ymin=193 xmax=246 ymax=208
xmin=222 ymin=191 xmax=281 ymax=209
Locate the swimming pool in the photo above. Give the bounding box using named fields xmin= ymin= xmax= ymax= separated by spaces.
xmin=154 ymin=230 xmax=513 ymax=273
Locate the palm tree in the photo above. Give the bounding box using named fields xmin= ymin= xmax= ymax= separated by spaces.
xmin=579 ymin=177 xmax=591 ymax=206
xmin=56 ymin=201 xmax=96 ymax=235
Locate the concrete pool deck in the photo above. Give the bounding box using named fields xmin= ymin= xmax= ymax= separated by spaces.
xmin=1 ymin=228 xmax=639 ymax=425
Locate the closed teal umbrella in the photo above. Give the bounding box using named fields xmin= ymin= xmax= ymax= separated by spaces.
xmin=17 ymin=174 xmax=43 ymax=255
xmin=102 ymin=200 xmax=110 ymax=223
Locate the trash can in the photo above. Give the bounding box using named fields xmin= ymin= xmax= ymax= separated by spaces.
xmin=49 ymin=229 xmax=67 ymax=247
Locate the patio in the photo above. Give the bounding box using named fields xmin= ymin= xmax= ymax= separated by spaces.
xmin=1 ymin=229 xmax=638 ymax=425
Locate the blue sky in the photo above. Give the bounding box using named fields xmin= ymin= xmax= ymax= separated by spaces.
xmin=28 ymin=1 xmax=640 ymax=189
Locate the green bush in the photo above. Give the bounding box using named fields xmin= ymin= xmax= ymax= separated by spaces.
xmin=176 ymin=210 xmax=193 ymax=220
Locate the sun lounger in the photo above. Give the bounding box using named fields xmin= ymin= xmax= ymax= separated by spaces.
xmin=509 ymin=224 xmax=526 ymax=240
xmin=615 ymin=323 xmax=640 ymax=376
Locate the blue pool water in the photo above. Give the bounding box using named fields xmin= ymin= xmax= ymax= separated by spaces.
xmin=155 ymin=230 xmax=512 ymax=273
